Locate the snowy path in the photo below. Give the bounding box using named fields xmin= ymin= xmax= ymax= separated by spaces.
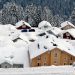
xmin=0 ymin=66 xmax=74 ymax=75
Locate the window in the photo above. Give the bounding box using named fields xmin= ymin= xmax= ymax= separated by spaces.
xmin=70 ymin=57 xmax=72 ymax=60
xmin=13 ymin=64 xmax=23 ymax=68
xmin=29 ymin=29 xmax=35 ymax=32
xmin=54 ymin=61 xmax=57 ymax=64
xmin=54 ymin=53 xmax=57 ymax=57
xmin=70 ymin=63 xmax=72 ymax=65
xmin=0 ymin=65 xmax=1 ymax=68
xmin=37 ymin=63 xmax=41 ymax=66
xmin=64 ymin=63 xmax=66 ymax=65
xmin=5 ymin=66 xmax=8 ymax=68
xmin=44 ymin=57 xmax=46 ymax=61
xmin=44 ymin=25 xmax=48 ymax=28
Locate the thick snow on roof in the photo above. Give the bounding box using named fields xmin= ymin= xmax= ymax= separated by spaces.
xmin=0 ymin=34 xmax=29 ymax=67
xmin=61 ymin=29 xmax=75 ymax=38
xmin=47 ymin=27 xmax=62 ymax=36
xmin=61 ymin=21 xmax=75 ymax=28
xmin=15 ymin=20 xmax=31 ymax=28
xmin=38 ymin=21 xmax=52 ymax=30
xmin=13 ymin=39 xmax=28 ymax=48
xmin=67 ymin=29 xmax=75 ymax=38
xmin=0 ymin=24 xmax=17 ymax=36
xmin=0 ymin=36 xmax=14 ymax=47
xmin=65 ymin=39 xmax=75 ymax=48
xmin=29 ymin=37 xmax=75 ymax=59
xmin=20 ymin=32 xmax=37 ymax=42
xmin=0 ymin=42 xmax=29 ymax=67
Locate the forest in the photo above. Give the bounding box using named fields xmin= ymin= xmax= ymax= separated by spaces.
xmin=0 ymin=0 xmax=75 ymax=27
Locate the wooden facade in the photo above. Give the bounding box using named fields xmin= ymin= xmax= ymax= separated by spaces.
xmin=63 ymin=32 xmax=75 ymax=40
xmin=16 ymin=22 xmax=31 ymax=30
xmin=31 ymin=48 xmax=75 ymax=67
xmin=17 ymin=25 xmax=31 ymax=30
xmin=61 ymin=25 xmax=75 ymax=30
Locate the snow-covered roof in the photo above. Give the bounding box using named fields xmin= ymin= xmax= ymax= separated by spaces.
xmin=61 ymin=21 xmax=75 ymax=28
xmin=38 ymin=21 xmax=52 ymax=30
xmin=61 ymin=29 xmax=75 ymax=38
xmin=0 ymin=24 xmax=17 ymax=37
xmin=29 ymin=38 xmax=75 ymax=59
xmin=47 ymin=27 xmax=62 ymax=36
xmin=0 ymin=46 xmax=28 ymax=64
xmin=15 ymin=20 xmax=31 ymax=28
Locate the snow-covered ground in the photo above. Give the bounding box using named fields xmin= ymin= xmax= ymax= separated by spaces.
xmin=0 ymin=66 xmax=74 ymax=75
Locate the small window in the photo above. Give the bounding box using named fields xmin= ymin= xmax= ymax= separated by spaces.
xmin=54 ymin=53 xmax=57 ymax=57
xmin=29 ymin=29 xmax=35 ymax=32
xmin=44 ymin=25 xmax=48 ymax=28
xmin=0 ymin=65 xmax=1 ymax=68
xmin=5 ymin=65 xmax=8 ymax=68
xmin=37 ymin=44 xmax=40 ymax=49
xmin=13 ymin=64 xmax=23 ymax=68
xmin=21 ymin=29 xmax=27 ymax=32
xmin=37 ymin=63 xmax=41 ymax=66
xmin=46 ymin=35 xmax=49 ymax=38
xmin=70 ymin=57 xmax=72 ymax=60
xmin=64 ymin=63 xmax=66 ymax=65
xmin=44 ymin=57 xmax=46 ymax=61
xmin=70 ymin=63 xmax=72 ymax=65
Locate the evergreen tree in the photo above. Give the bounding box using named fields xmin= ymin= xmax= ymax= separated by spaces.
xmin=1 ymin=2 xmax=24 ymax=25
xmin=70 ymin=8 xmax=75 ymax=25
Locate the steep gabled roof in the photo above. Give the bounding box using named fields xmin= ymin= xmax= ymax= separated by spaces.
xmin=29 ymin=38 xmax=75 ymax=59
xmin=61 ymin=21 xmax=75 ymax=28
xmin=61 ymin=29 xmax=75 ymax=38
xmin=15 ymin=20 xmax=31 ymax=28
xmin=38 ymin=21 xmax=52 ymax=30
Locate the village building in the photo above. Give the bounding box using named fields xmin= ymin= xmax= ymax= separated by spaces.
xmin=15 ymin=20 xmax=31 ymax=30
xmin=60 ymin=21 xmax=75 ymax=30
xmin=46 ymin=27 xmax=62 ymax=38
xmin=29 ymin=38 xmax=75 ymax=67
xmin=59 ymin=29 xmax=75 ymax=40
xmin=38 ymin=21 xmax=52 ymax=31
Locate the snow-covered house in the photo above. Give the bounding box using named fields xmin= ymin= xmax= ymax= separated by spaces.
xmin=59 ymin=29 xmax=75 ymax=40
xmin=38 ymin=21 xmax=52 ymax=31
xmin=15 ymin=20 xmax=31 ymax=30
xmin=0 ymin=34 xmax=30 ymax=68
xmin=29 ymin=38 xmax=75 ymax=67
xmin=0 ymin=44 xmax=29 ymax=68
xmin=61 ymin=21 xmax=75 ymax=30
xmin=46 ymin=27 xmax=62 ymax=38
